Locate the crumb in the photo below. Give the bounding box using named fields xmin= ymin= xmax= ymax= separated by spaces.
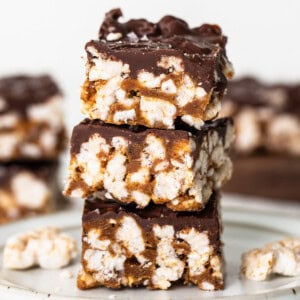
xmin=3 ymin=227 xmax=77 ymax=269
xmin=241 ymin=237 xmax=300 ymax=281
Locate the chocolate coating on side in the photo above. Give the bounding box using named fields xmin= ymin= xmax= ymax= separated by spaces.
xmin=87 ymin=9 xmax=230 ymax=92
xmin=0 ymin=75 xmax=61 ymax=115
xmin=71 ymin=118 xmax=232 ymax=155
xmin=225 ymin=76 xmax=300 ymax=114
xmin=83 ymin=191 xmax=221 ymax=246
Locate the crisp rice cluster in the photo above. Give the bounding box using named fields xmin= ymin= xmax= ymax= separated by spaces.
xmin=241 ymin=237 xmax=300 ymax=281
xmin=78 ymin=215 xmax=223 ymax=290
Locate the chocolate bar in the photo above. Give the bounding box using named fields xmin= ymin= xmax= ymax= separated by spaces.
xmin=0 ymin=161 xmax=59 ymax=223
xmin=221 ymin=76 xmax=300 ymax=200
xmin=221 ymin=77 xmax=300 ymax=155
xmin=77 ymin=192 xmax=223 ymax=290
xmin=81 ymin=9 xmax=233 ymax=129
xmin=0 ymin=75 xmax=66 ymax=161
xmin=64 ymin=118 xmax=234 ymax=211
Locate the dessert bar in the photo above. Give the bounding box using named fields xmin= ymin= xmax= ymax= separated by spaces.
xmin=221 ymin=77 xmax=300 ymax=155
xmin=78 ymin=192 xmax=223 ymax=290
xmin=81 ymin=9 xmax=233 ymax=129
xmin=222 ymin=77 xmax=300 ymax=200
xmin=0 ymin=75 xmax=66 ymax=161
xmin=64 ymin=118 xmax=234 ymax=211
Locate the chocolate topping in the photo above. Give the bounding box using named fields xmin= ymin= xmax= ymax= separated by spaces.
xmin=71 ymin=118 xmax=232 ymax=154
xmin=0 ymin=161 xmax=58 ymax=187
xmin=225 ymin=76 xmax=300 ymax=114
xmin=83 ymin=191 xmax=221 ymax=245
xmin=99 ymin=8 xmax=226 ymax=46
xmin=0 ymin=75 xmax=61 ymax=115
xmin=99 ymin=8 xmax=158 ymax=38
xmin=87 ymin=9 xmax=231 ymax=92
xmin=157 ymin=15 xmax=190 ymax=38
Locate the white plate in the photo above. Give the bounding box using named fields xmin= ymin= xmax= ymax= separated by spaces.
xmin=0 ymin=198 xmax=299 ymax=300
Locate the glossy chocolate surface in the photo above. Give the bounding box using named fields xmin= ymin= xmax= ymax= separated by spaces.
xmin=86 ymin=8 xmax=231 ymax=93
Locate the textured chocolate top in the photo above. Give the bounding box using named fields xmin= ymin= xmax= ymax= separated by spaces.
xmin=86 ymin=8 xmax=231 ymax=92
xmin=225 ymin=77 xmax=300 ymax=114
xmin=0 ymin=75 xmax=61 ymax=115
xmin=71 ymin=118 xmax=232 ymax=154
xmin=83 ymin=191 xmax=221 ymax=244
xmin=0 ymin=161 xmax=58 ymax=187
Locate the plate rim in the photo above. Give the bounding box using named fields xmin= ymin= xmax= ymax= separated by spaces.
xmin=0 ymin=198 xmax=299 ymax=299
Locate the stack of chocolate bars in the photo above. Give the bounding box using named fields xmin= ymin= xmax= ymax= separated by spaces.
xmin=64 ymin=9 xmax=234 ymax=290
xmin=222 ymin=77 xmax=300 ymax=200
xmin=0 ymin=75 xmax=66 ymax=223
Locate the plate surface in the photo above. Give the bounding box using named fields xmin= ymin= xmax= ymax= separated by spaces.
xmin=0 ymin=197 xmax=299 ymax=300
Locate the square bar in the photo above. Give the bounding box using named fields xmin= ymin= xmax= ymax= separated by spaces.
xmin=64 ymin=118 xmax=234 ymax=211
xmin=221 ymin=76 xmax=300 ymax=201
xmin=81 ymin=9 xmax=233 ymax=129
xmin=0 ymin=161 xmax=60 ymax=223
xmin=77 ymin=192 xmax=223 ymax=290
xmin=0 ymin=75 xmax=66 ymax=162
xmin=221 ymin=76 xmax=300 ymax=155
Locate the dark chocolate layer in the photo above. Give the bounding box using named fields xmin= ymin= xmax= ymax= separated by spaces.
xmin=225 ymin=76 xmax=300 ymax=114
xmin=0 ymin=161 xmax=58 ymax=188
xmin=0 ymin=75 xmax=61 ymax=115
xmin=86 ymin=8 xmax=231 ymax=93
xmin=99 ymin=9 xmax=226 ymax=45
xmin=71 ymin=118 xmax=232 ymax=155
xmin=83 ymin=191 xmax=221 ymax=246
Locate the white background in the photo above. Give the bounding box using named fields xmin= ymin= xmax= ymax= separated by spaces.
xmin=0 ymin=0 xmax=300 ymax=129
